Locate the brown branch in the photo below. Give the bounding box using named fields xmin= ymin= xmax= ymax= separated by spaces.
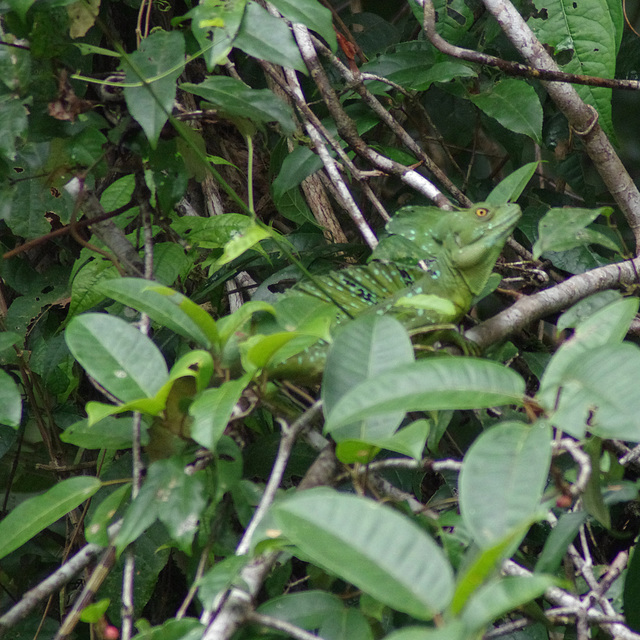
xmin=421 ymin=0 xmax=640 ymax=91
xmin=2 ymin=202 xmax=135 ymax=260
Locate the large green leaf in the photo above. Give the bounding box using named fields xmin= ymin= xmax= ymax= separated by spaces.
xmin=181 ymin=76 xmax=295 ymax=134
xmin=0 ymin=368 xmax=22 ymax=428
xmin=97 ymin=278 xmax=219 ymax=349
xmin=122 ymin=30 xmax=185 ymax=148
xmin=528 ymin=0 xmax=621 ymax=139
xmin=234 ymin=2 xmax=306 ymax=73
xmin=271 ymin=489 xmax=454 ymax=619
xmin=324 ymin=358 xmax=525 ymax=432
xmin=322 ymin=316 xmax=414 ymax=454
xmin=539 ymin=342 xmax=640 ymax=440
xmin=65 ymin=313 xmax=169 ymax=402
xmin=533 ymin=207 xmax=619 ymax=259
xmin=459 ymin=421 xmax=552 ymax=548
xmin=0 ymin=476 xmax=101 ymax=560
xmin=470 ymin=80 xmax=542 ymax=143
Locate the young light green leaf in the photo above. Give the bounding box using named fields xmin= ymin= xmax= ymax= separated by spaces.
xmin=461 ymin=575 xmax=557 ymax=632
xmin=323 ymin=315 xmax=414 ymax=446
xmin=487 ymin=162 xmax=539 ymax=205
xmin=325 ymin=358 xmax=525 ymax=432
xmin=0 ymin=368 xmax=22 ymax=428
xmin=271 ymin=489 xmax=454 ymax=619
xmin=234 ymin=2 xmax=307 ymax=73
xmin=532 ymin=206 xmax=618 ymax=259
xmin=459 ymin=421 xmax=551 ymax=549
xmin=216 ymin=221 xmax=272 ymax=267
xmin=65 ymin=313 xmax=169 ymax=402
xmin=97 ymin=278 xmax=219 ymax=349
xmin=189 ymin=375 xmax=250 ymax=451
xmin=0 ymin=476 xmax=101 ymax=560
xmin=122 ymin=30 xmax=185 ymax=148
xmin=181 ymin=76 xmax=295 ymax=134
xmin=470 ymin=80 xmax=542 ymax=143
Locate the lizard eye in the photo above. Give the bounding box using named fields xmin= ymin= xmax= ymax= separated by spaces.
xmin=475 ymin=207 xmax=489 ymax=217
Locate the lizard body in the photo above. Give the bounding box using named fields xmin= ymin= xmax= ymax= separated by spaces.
xmin=265 ymin=202 xmax=522 ymax=380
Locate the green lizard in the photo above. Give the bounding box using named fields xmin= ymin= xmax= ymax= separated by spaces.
xmin=264 ymin=201 xmax=522 ymax=380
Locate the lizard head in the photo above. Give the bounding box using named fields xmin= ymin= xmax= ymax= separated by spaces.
xmin=443 ymin=202 xmax=522 ymax=294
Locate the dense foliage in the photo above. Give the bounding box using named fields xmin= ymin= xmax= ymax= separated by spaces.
xmin=3 ymin=0 xmax=640 ymax=639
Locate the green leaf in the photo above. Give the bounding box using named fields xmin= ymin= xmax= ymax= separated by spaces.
xmin=8 ymin=177 xmax=72 ymax=239
xmin=97 ymin=278 xmax=219 ymax=349
xmin=272 ymin=146 xmax=324 ymax=199
xmin=268 ymin=0 xmax=336 ymax=52
xmin=461 ymin=575 xmax=557 ymax=632
xmin=61 ymin=416 xmax=144 ymax=449
xmin=217 ymin=300 xmax=276 ymax=347
xmin=532 ymin=206 xmax=619 ymax=259
xmin=540 ymin=297 xmax=638 ymax=386
xmin=116 ymin=458 xmax=206 ymax=555
xmin=470 ymin=80 xmax=542 ymax=143
xmin=450 ymin=529 xmax=528 ymax=615
xmin=557 ymin=290 xmax=622 ymax=331
xmin=382 ymin=623 xmax=468 ymax=640
xmin=535 ymin=511 xmax=587 ymax=574
xmin=257 ymin=591 xmax=343 ymax=628
xmin=409 ymin=61 xmax=477 ymax=91
xmin=7 ymin=0 xmax=37 ymax=22
xmin=459 ymin=421 xmax=551 ymax=549
xmin=86 ymin=484 xmax=131 ymax=546
xmin=537 ymin=298 xmax=640 ymax=439
xmin=216 ymin=221 xmax=273 ymax=267
xmin=171 ymin=213 xmax=253 ymax=249
xmin=68 ymin=257 xmax=119 ymax=321
xmin=487 ymin=162 xmax=539 ymax=205
xmin=189 ymin=375 xmax=250 ymax=451
xmin=122 ymin=31 xmax=185 ymax=148
xmin=186 ymin=0 xmax=247 ymax=71
xmin=234 ymin=2 xmax=307 ymax=74
xmin=325 ymin=358 xmax=525 ymax=432
xmin=320 ymin=607 xmax=373 ymax=640
xmin=0 ymin=476 xmax=101 ymax=560
xmin=323 ymin=316 xmax=414 ymax=447
xmin=581 ymin=438 xmax=611 ymax=528
xmin=65 ymin=313 xmax=169 ymax=402
xmin=624 ymin=538 xmax=640 ymax=632
xmin=271 ymin=489 xmax=454 ymax=619
xmin=0 ymin=368 xmax=22 ymax=428
xmin=181 ymin=76 xmax=295 ymax=135
xmin=529 ymin=0 xmax=621 ymax=139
